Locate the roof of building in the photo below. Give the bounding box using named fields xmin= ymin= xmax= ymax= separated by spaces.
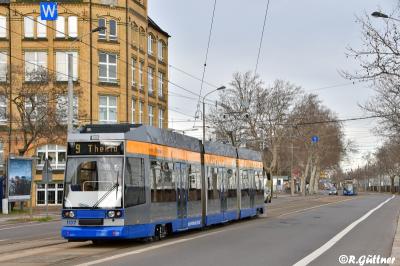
xmin=148 ymin=16 xmax=171 ymax=38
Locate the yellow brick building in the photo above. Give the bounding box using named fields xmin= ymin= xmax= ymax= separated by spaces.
xmin=0 ymin=0 xmax=169 ymax=206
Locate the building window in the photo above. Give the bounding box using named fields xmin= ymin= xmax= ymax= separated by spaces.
xmin=139 ymin=101 xmax=143 ymax=123
xmin=139 ymin=61 xmax=144 ymax=90
xmin=68 ymin=16 xmax=78 ymax=38
xmin=36 ymin=183 xmax=64 ymax=205
xmin=158 ymin=108 xmax=163 ymax=128
xmin=98 ymin=18 xmax=117 ymax=41
xmin=158 ymin=40 xmax=163 ymax=60
xmin=37 ymin=144 xmax=67 ymax=170
xmin=99 ymin=95 xmax=117 ymax=123
xmin=0 ymin=16 xmax=6 ymax=38
xmin=0 ymin=52 xmax=7 ymax=82
xmin=56 ymin=51 xmax=78 ymax=81
xmin=158 ymin=72 xmax=163 ymax=97
xmin=148 ymin=105 xmax=153 ymax=126
xmin=131 ymin=98 xmax=136 ymax=124
xmin=37 ymin=17 xmax=47 ymax=38
xmin=56 ymin=95 xmax=78 ymax=124
xmin=24 ymin=16 xmax=34 ymax=38
xmin=99 ymin=53 xmax=117 ymax=83
xmin=109 ymin=19 xmax=117 ymax=40
xmin=98 ymin=18 xmax=106 ymax=39
xmin=24 ymin=52 xmax=47 ymax=81
xmin=147 ymin=34 xmax=153 ymax=55
xmin=148 ymin=67 xmax=153 ymax=94
xmin=0 ymin=95 xmax=6 ymax=124
xmin=55 ymin=16 xmax=65 ymax=38
xmin=131 ymin=58 xmax=136 ymax=87
xmin=24 ymin=95 xmax=46 ymax=121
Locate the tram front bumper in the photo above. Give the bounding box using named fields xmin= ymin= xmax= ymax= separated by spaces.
xmin=61 ymin=224 xmax=155 ymax=240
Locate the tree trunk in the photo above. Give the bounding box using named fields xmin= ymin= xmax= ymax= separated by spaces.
xmin=302 ymin=156 xmax=312 ymax=196
xmin=390 ymin=175 xmax=395 ymax=194
xmin=314 ymin=166 xmax=320 ymax=194
xmin=309 ymin=163 xmax=317 ymax=195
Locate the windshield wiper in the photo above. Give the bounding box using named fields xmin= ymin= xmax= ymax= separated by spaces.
xmin=91 ymin=182 xmax=119 ymax=209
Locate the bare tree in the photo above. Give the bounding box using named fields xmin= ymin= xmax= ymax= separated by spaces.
xmin=288 ymin=94 xmax=345 ymax=195
xmin=343 ymin=6 xmax=400 ymax=135
xmin=0 ymin=68 xmax=82 ymax=156
xmin=208 ymin=72 xmax=300 ymax=178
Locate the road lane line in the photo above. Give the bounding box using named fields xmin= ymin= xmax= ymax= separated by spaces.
xmin=76 ymin=229 xmax=233 ymax=266
xmin=293 ymin=195 xmax=395 ymax=266
xmin=75 ymin=197 xmax=362 ymax=266
xmin=0 ymin=220 xmax=59 ymax=231
xmin=277 ymin=198 xmax=355 ymax=218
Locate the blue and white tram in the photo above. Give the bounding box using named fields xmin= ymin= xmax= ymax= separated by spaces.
xmin=61 ymin=124 xmax=264 ymax=241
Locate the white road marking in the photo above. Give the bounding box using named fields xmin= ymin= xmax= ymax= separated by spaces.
xmin=76 ymin=230 xmax=230 ymax=266
xmin=76 ymin=197 xmax=363 ymax=266
xmin=0 ymin=221 xmax=58 ymax=231
xmin=277 ymin=198 xmax=354 ymax=218
xmin=293 ymin=195 xmax=395 ymax=266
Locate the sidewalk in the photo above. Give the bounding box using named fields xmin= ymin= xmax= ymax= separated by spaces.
xmin=391 ymin=211 xmax=400 ymax=265
xmin=0 ymin=206 xmax=61 ymax=225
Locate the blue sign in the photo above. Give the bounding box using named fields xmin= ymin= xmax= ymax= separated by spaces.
xmin=311 ymin=136 xmax=319 ymax=143
xmin=40 ymin=2 xmax=58 ymax=21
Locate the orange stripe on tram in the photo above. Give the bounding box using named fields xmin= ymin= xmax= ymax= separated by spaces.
xmin=126 ymin=140 xmax=201 ymax=163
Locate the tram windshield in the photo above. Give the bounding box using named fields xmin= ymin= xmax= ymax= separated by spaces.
xmin=64 ymin=157 xmax=123 ymax=208
xmin=344 ymin=183 xmax=354 ymax=192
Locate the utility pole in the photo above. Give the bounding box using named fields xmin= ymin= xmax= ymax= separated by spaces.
xmin=67 ymin=53 xmax=73 ymax=133
xmin=290 ymin=127 xmax=295 ymax=196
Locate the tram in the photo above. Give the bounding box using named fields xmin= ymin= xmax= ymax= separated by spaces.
xmin=61 ymin=124 xmax=265 ymax=241
xmin=343 ymin=179 xmax=357 ymax=196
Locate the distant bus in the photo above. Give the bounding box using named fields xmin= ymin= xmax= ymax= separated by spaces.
xmin=343 ymin=180 xmax=357 ymax=196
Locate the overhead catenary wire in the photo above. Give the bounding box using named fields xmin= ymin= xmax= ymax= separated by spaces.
xmin=254 ymin=0 xmax=271 ymax=75
xmin=194 ymin=0 xmax=218 ymax=121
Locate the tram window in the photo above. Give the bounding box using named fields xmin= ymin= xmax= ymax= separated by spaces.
xmin=255 ymin=170 xmax=264 ymax=195
xmin=208 ymin=167 xmax=219 ymax=200
xmin=162 ymin=161 xmax=176 ymax=202
xmin=150 ymin=161 xmax=162 ymax=202
xmin=241 ymin=170 xmax=249 ymax=196
xmin=225 ymin=168 xmax=237 ymax=198
xmin=151 ymin=160 xmax=176 ymax=202
xmin=125 ymin=157 xmax=145 ymax=207
xmin=188 ymin=164 xmax=201 ymax=201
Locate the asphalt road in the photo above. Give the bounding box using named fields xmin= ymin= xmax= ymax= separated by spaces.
xmin=90 ymin=194 xmax=399 ymax=266
xmin=0 ymin=194 xmax=397 ymax=266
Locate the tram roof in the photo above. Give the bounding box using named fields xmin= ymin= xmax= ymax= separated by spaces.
xmin=71 ymin=124 xmax=202 ymax=153
xmin=203 ymin=141 xmax=237 ymax=158
xmin=237 ymin=147 xmax=262 ymax=162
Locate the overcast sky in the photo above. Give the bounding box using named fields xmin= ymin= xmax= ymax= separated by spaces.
xmin=148 ymin=0 xmax=397 ymax=170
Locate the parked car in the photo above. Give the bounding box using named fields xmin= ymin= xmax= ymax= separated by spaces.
xmin=328 ymin=187 xmax=338 ymax=195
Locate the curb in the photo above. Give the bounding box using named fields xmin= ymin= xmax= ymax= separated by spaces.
xmin=391 ymin=210 xmax=400 ymax=265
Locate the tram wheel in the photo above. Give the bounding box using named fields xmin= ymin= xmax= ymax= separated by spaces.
xmin=153 ymin=225 xmax=162 ymax=241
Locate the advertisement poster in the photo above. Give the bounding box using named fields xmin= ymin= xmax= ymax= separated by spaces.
xmin=8 ymin=158 xmax=33 ymax=202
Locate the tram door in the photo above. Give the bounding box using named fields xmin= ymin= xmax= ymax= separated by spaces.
xmin=176 ymin=163 xmax=188 ymax=229
xmin=220 ymin=168 xmax=228 ymax=220
xmin=249 ymin=170 xmax=255 ymax=209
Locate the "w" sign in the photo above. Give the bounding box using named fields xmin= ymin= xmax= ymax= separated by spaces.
xmin=40 ymin=2 xmax=58 ymax=21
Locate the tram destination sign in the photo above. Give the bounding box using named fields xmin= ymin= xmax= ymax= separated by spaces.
xmin=68 ymin=142 xmax=124 ymax=156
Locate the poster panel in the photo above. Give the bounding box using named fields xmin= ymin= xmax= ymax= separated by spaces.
xmin=8 ymin=158 xmax=33 ymax=202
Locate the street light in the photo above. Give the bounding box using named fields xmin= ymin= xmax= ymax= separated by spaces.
xmin=371 ymin=11 xmax=400 ymax=22
xmin=67 ymin=26 xmax=106 ymax=133
xmin=202 ymin=86 xmax=226 ymax=144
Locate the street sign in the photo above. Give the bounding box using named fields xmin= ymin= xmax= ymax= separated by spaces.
xmin=42 ymin=159 xmax=53 ymax=183
xmin=311 ymin=135 xmax=319 ymax=143
xmin=40 ymin=2 xmax=58 ymax=21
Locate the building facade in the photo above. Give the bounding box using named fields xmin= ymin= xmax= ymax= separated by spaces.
xmin=0 ymin=0 xmax=169 ymax=206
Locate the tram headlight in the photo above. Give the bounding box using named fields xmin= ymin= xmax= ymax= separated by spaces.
xmin=62 ymin=210 xmax=75 ymax=218
xmin=107 ymin=210 xmax=116 ymax=218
